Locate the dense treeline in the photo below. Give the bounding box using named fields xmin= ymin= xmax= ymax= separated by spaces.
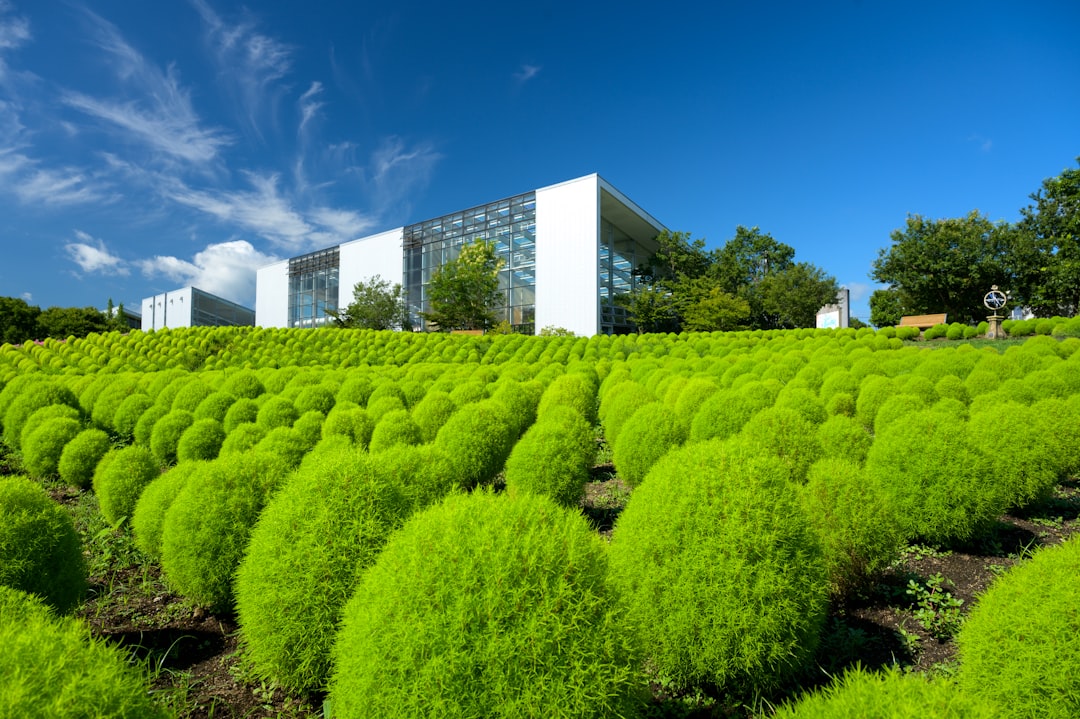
xmin=0 ymin=297 xmax=130 ymax=346
xmin=872 ymin=158 xmax=1080 ymax=325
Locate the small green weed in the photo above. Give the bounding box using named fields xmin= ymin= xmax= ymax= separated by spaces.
xmin=896 ymin=625 xmax=921 ymax=655
xmin=897 ymin=542 xmax=952 ymax=563
xmin=906 ymin=573 xmax=964 ymax=640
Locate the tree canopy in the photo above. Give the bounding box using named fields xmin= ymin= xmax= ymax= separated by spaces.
xmin=421 ymin=239 xmax=504 ymax=331
xmin=328 ymin=275 xmax=410 ymax=331
xmin=616 ymin=227 xmax=837 ymax=333
xmin=0 ymin=298 xmax=117 ymax=345
xmin=1016 ymin=158 xmax=1080 ymax=317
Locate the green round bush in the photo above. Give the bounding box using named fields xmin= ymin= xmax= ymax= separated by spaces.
xmin=370 ymin=443 xmax=459 ymax=513
xmin=112 ymin=393 xmax=153 ymax=441
xmin=222 ymin=397 xmax=259 ymax=433
xmin=132 ymin=462 xmax=204 ymax=561
xmin=219 ymin=422 xmax=267 ymax=455
xmin=58 ymin=428 xmax=112 ymax=489
xmin=489 ymin=379 xmax=542 ymax=438
xmin=336 ymin=373 xmax=375 ymax=406
xmin=446 ymin=379 xmax=487 ymax=407
xmin=3 ymin=381 xmax=80 ymax=450
xmin=0 ymin=476 xmax=86 ymax=613
xmin=774 ymin=385 xmax=827 ymax=425
xmin=21 ymin=417 xmax=83 ymax=478
xmin=0 ymin=586 xmax=169 ymax=718
xmin=294 ymin=385 xmax=336 ymax=415
xmin=321 ymin=406 xmax=374 ymax=447
xmin=291 ymin=410 xmax=325 ymax=447
xmin=19 ymin=404 xmax=82 ymax=453
xmin=368 ymin=409 xmax=423 ymax=453
xmin=89 ymin=376 xmax=140 ymax=432
xmin=613 ymin=402 xmax=687 ymax=488
xmin=688 ymin=385 xmax=771 ymax=444
xmin=434 ymin=399 xmax=516 ymax=489
xmin=192 ymin=391 xmax=237 ymax=422
xmin=873 ymin=393 xmax=932 ymax=435
xmin=92 ymin=445 xmax=160 ymax=525
xmin=365 ymin=394 xmax=406 ymax=423
xmin=170 ymin=378 xmax=214 ymax=412
xmin=132 ymin=404 xmax=168 ymax=447
xmin=773 ymin=665 xmax=995 ymax=718
xmin=957 ymin=536 xmax=1080 ymax=718
xmin=608 ymin=440 xmax=828 ymax=694
xmin=256 ymin=396 xmax=299 ymax=430
xmin=254 ymin=427 xmax=310 ymax=469
xmin=504 ymin=406 xmax=595 ymax=507
xmin=671 ymin=377 xmax=720 ymax=432
xmin=734 ymin=406 xmax=822 ymax=484
xmin=221 ymin=369 xmax=265 ymax=399
xmin=864 ymin=409 xmax=1002 ymax=544
xmin=409 ymin=390 xmax=457 ymax=442
xmin=235 ymin=446 xmax=411 ymax=692
xmin=599 ymin=381 xmax=655 ymax=447
xmin=329 ymin=491 xmax=644 ymax=719
xmin=159 ymin=452 xmax=286 ymax=610
xmin=536 ymin=373 xmax=598 ymax=425
xmin=176 ymin=418 xmax=226 ymax=463
xmin=149 ymin=409 xmax=194 ymax=465
xmin=801 ymin=458 xmax=903 ymax=596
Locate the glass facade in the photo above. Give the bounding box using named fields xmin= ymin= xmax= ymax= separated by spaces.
xmin=192 ymin=289 xmax=255 ymax=327
xmin=404 ymin=192 xmax=536 ymax=332
xmin=288 ymin=246 xmax=340 ymax=328
xmin=599 ymin=218 xmax=638 ymax=334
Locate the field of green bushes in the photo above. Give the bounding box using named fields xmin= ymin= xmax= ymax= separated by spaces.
xmin=1 ymin=322 xmax=1079 ymax=718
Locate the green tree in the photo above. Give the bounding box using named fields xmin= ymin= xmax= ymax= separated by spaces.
xmin=645 ymin=230 xmax=713 ymax=283
xmin=871 ymin=211 xmax=1016 ymax=325
xmin=711 ymin=226 xmax=796 ymax=294
xmin=35 ymin=306 xmax=108 ymax=341
xmin=869 ymin=288 xmax=904 ymax=327
xmin=613 ymin=285 xmax=678 ymax=334
xmin=421 ymin=239 xmax=503 ymax=331
xmin=0 ymin=297 xmax=41 ymax=345
xmin=329 ymin=275 xmax=411 ymax=331
xmin=675 ymin=277 xmax=750 ymax=331
xmin=752 ymin=262 xmax=840 ymax=329
xmin=1016 ymin=158 xmax=1080 ymax=317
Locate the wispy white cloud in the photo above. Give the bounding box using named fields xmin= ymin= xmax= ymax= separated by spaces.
xmin=190 ymin=0 xmax=292 ymax=137
xmin=367 ymin=136 xmax=441 ymax=211
xmin=298 ymin=81 xmax=323 ymax=137
xmin=65 ymin=230 xmax=130 ymax=275
xmin=513 ymin=64 xmax=541 ymax=83
xmin=136 ymin=239 xmax=278 ymax=305
xmin=63 ymin=9 xmax=229 ymax=165
xmin=0 ymin=3 xmax=29 ymax=51
xmin=20 ymin=291 xmax=32 ymax=302
xmin=164 ymin=172 xmax=314 ymax=250
xmin=0 ymin=149 xmax=110 ymax=206
xmin=967 ymin=133 xmax=992 ymax=153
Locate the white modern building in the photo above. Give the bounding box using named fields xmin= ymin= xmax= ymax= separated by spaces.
xmin=141 ymin=287 xmax=255 ymax=331
xmin=255 ymin=174 xmax=666 ymax=336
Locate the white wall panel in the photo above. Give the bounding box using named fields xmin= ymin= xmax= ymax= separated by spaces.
xmin=255 ymin=260 xmax=289 ymax=328
xmin=535 ymin=175 xmax=600 ymax=336
xmin=339 ymin=228 xmax=404 ymax=306
xmin=140 ymin=287 xmax=194 ymax=330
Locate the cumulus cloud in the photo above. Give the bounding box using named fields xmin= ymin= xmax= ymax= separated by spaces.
xmin=65 ymin=230 xmax=130 ymax=275
xmin=136 ymin=239 xmax=278 ymax=305
xmin=63 ymin=9 xmax=230 ymax=165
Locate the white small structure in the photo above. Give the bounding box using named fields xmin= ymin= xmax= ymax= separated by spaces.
xmin=255 ymin=173 xmax=667 ymax=336
xmin=141 ymin=287 xmax=255 ymax=331
xmin=816 ymin=288 xmax=851 ymax=329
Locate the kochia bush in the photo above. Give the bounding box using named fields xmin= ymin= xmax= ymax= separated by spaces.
xmin=0 ymin=586 xmax=169 ymax=718
xmin=132 ymin=462 xmax=203 ymax=561
xmin=92 ymin=445 xmax=160 ymax=525
xmin=0 ymin=476 xmax=86 ymax=614
xmin=957 ymin=537 xmax=1080 ymax=719
xmin=58 ymin=428 xmax=112 ymax=489
xmin=504 ymin=405 xmax=595 ymax=507
xmin=612 ymin=402 xmax=687 ymax=487
xmin=176 ymin=418 xmax=226 ymax=463
xmin=434 ymin=399 xmax=516 ymax=489
xmin=149 ymin=409 xmax=195 ymax=466
xmin=21 ymin=416 xmax=82 ymax=478
xmin=367 ymin=409 xmax=423 ymax=453
xmin=608 ymin=440 xmax=828 ymax=695
xmin=159 ymin=452 xmax=286 ymax=610
xmin=329 ymin=491 xmax=644 ymax=719
xmin=235 ymin=446 xmax=411 ymax=692
xmin=773 ymin=666 xmax=994 ymax=718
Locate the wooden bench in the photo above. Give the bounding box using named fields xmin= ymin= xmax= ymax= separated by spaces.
xmin=899 ymin=313 xmax=947 ymax=329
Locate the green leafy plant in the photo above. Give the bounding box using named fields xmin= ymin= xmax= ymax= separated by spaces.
xmin=906 ymin=573 xmax=964 ymax=640
xmin=504 ymin=405 xmax=595 ymax=507
xmin=21 ymin=416 xmax=83 ymax=478
xmin=57 ymin=427 xmax=112 ymax=489
xmin=92 ymin=445 xmax=160 ymax=526
xmin=612 ymin=402 xmax=687 ymax=487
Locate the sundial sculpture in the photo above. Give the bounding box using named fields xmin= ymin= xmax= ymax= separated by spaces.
xmin=983 ymin=286 xmax=1008 ymax=339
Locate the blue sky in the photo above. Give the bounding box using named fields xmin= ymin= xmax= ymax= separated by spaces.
xmin=1 ymin=0 xmax=1077 ymax=324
